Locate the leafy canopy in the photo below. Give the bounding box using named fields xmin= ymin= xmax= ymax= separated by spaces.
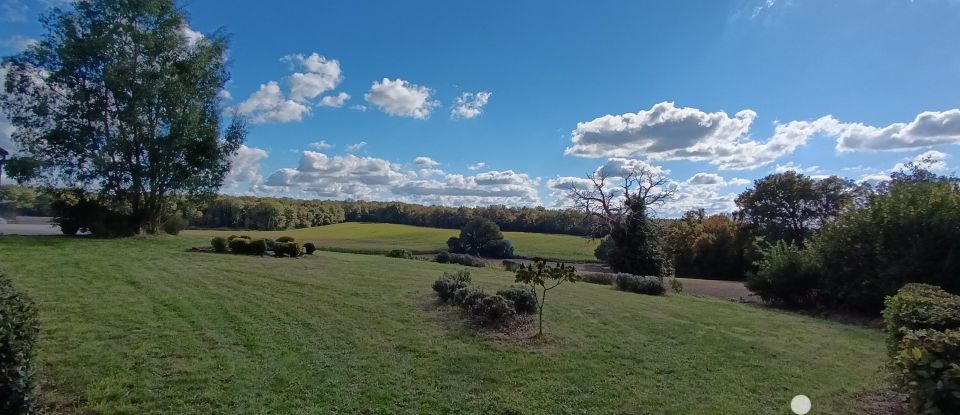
xmin=0 ymin=0 xmax=246 ymax=233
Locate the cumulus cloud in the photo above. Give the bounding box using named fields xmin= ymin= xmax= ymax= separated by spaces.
xmin=259 ymin=151 xmax=541 ymax=206
xmin=346 ymin=141 xmax=367 ymax=152
xmin=222 ymin=145 xmax=269 ymax=193
xmin=308 ymin=140 xmax=333 ymax=150
xmin=834 ymin=109 xmax=960 ymax=151
xmin=773 ymin=162 xmax=822 ymax=174
xmin=235 ymin=81 xmax=310 ymax=124
xmin=350 ymin=104 xmax=367 ymax=112
xmin=565 ymin=102 xmax=845 ymax=170
xmin=414 ymin=156 xmax=439 ymax=167
xmin=892 ymin=150 xmax=950 ymax=172
xmin=467 ymin=162 xmax=486 ymax=171
xmin=284 ymin=53 xmax=343 ymax=103
xmin=318 ymin=92 xmax=350 ymax=108
xmin=451 ymin=91 xmax=492 ymax=119
xmin=364 ymin=78 xmax=438 ymax=119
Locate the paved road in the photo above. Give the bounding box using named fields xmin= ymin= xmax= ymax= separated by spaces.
xmin=0 ymin=223 xmax=63 ymax=236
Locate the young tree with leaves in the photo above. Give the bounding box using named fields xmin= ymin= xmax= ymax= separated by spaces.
xmin=514 ymin=259 xmax=580 ymax=336
xmin=1 ymin=0 xmax=246 ymax=234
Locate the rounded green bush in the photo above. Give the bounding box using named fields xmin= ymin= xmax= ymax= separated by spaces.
xmin=614 ymin=273 xmax=666 ymax=296
xmin=496 ymin=286 xmax=537 ymax=314
xmin=210 ymin=237 xmax=228 ymax=253
xmin=276 ymin=236 xmax=295 ymax=243
xmin=228 ymin=238 xmax=251 ymax=254
xmin=303 ymin=242 xmax=316 ymax=255
xmin=435 ymin=251 xmax=451 ymax=263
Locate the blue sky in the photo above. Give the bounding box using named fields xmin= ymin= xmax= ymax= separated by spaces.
xmin=2 ymin=0 xmax=960 ymax=216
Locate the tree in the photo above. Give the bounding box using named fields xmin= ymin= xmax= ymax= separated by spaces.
xmin=1 ymin=0 xmax=245 ymax=234
xmin=735 ymin=172 xmax=851 ymax=246
xmin=514 ymin=259 xmax=580 ymax=336
xmin=457 ymin=217 xmax=504 ymax=255
xmin=565 ymin=164 xmax=675 ymax=275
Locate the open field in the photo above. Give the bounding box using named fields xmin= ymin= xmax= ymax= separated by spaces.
xmin=0 ymin=235 xmax=887 ymax=414
xmin=185 ymin=222 xmax=601 ymax=262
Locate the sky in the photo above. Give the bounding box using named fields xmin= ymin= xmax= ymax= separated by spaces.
xmin=2 ymin=0 xmax=960 ymax=217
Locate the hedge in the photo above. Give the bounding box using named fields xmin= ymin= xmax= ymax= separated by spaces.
xmin=1 ymin=275 xmax=39 ymax=415
xmin=884 ymin=284 xmax=960 ymax=414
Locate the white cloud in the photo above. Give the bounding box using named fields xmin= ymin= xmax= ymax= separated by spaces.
xmin=0 ymin=0 xmax=28 ymax=22
xmin=834 ymin=109 xmax=960 ymax=151
xmin=414 ymin=156 xmax=439 ymax=167
xmin=364 ymin=78 xmax=439 ymax=119
xmin=257 ymin=151 xmax=541 ymax=206
xmin=234 ymin=81 xmax=310 ymax=124
xmin=308 ymin=140 xmax=333 ymax=150
xmin=393 ymin=170 xmax=541 ymax=206
xmin=893 ymin=150 xmax=950 ymax=172
xmin=451 ymin=91 xmax=492 ymax=119
xmin=346 ymin=141 xmax=367 ymax=152
xmin=284 ymin=53 xmax=343 ymax=104
xmin=180 ymin=25 xmax=203 ymax=47
xmin=218 ymin=89 xmax=232 ymax=101
xmin=773 ymin=162 xmax=822 ymax=174
xmin=565 ymin=102 xmax=839 ymax=170
xmin=222 ymin=145 xmax=269 ymax=193
xmin=2 ymin=35 xmax=36 ymax=52
xmin=467 ymin=162 xmax=486 ymax=171
xmin=318 ymin=92 xmax=350 ymax=108
xmin=350 ymin=104 xmax=368 ymax=112
xmin=597 ymin=157 xmax=669 ymax=178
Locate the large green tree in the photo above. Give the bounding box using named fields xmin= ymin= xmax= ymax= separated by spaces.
xmin=1 ymin=0 xmax=245 ymax=234
xmin=735 ymin=172 xmax=851 ymax=246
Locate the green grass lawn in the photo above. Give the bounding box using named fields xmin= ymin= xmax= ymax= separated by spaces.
xmin=185 ymin=222 xmax=601 ymax=262
xmin=0 ymin=235 xmax=887 ymax=414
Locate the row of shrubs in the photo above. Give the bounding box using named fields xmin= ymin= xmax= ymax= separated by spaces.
xmin=883 ymin=284 xmax=960 ymax=414
xmin=578 ymin=272 xmax=668 ymax=296
xmin=210 ymin=235 xmax=317 ymax=257
xmin=1 ymin=275 xmax=39 ymax=415
xmin=435 ymin=251 xmax=486 ymax=267
xmin=431 ymin=270 xmax=537 ymax=326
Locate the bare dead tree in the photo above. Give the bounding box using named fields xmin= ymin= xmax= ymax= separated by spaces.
xmin=567 ymin=164 xmax=676 ymax=235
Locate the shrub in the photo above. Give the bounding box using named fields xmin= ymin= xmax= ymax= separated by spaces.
xmin=460 ymin=289 xmax=489 ymax=312
xmin=883 ymin=284 xmax=960 ymax=414
xmin=276 ymin=236 xmax=295 ymax=243
xmin=446 ymin=236 xmax=463 ymax=253
xmin=480 ymin=239 xmax=514 ymax=259
xmin=883 ymin=284 xmax=960 ymax=355
xmin=248 ymin=239 xmax=268 ymax=256
xmin=432 ymin=270 xmax=472 ymax=302
xmin=452 ymin=286 xmax=485 ymax=308
xmin=435 ymin=251 xmax=451 ymax=263
xmin=581 ymin=273 xmax=615 ymax=285
xmin=228 ymin=234 xmax=251 ymax=241
xmin=273 ymin=241 xmax=302 ymax=258
xmin=745 ymin=241 xmax=822 ymax=308
xmin=614 ymin=274 xmax=666 ymax=296
xmin=0 ymin=275 xmax=40 ymax=415
xmin=264 ymin=238 xmax=276 ymax=250
xmin=892 ymin=328 xmax=960 ymax=414
xmin=496 ymin=286 xmax=537 ymax=314
xmin=473 ymin=295 xmax=516 ymax=324
xmin=228 ymin=237 xmax=251 ymax=254
xmin=210 ymin=237 xmax=228 ymax=253
xmin=161 ymin=216 xmax=187 ymax=235
xmin=386 ymin=249 xmax=415 ymax=259
xmin=303 ymin=242 xmax=316 ymax=255
xmin=447 ymin=253 xmax=486 ymax=268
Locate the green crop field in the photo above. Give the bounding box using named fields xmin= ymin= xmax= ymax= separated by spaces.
xmin=0 ymin=235 xmax=887 ymax=414
xmin=185 ymin=222 xmax=601 ymax=262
